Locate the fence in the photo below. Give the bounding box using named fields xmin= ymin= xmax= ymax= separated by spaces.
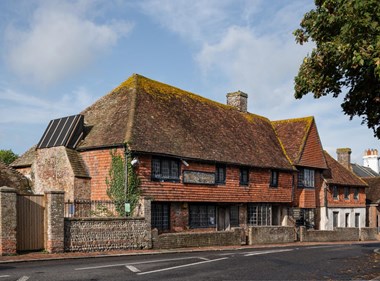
xmin=64 ymin=200 xmax=125 ymax=218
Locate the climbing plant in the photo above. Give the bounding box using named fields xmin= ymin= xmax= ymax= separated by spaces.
xmin=106 ymin=149 xmax=140 ymax=216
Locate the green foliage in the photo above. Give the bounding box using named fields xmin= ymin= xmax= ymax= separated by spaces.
xmin=105 ymin=149 xmax=140 ymax=217
xmin=294 ymin=0 xmax=380 ymax=138
xmin=0 ymin=149 xmax=18 ymax=165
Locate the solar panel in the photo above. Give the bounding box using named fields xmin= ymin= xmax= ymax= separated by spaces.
xmin=37 ymin=115 xmax=84 ymax=149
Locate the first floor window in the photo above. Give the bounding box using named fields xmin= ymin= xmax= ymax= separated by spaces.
xmin=247 ymin=204 xmax=271 ymax=226
xmin=189 ymin=204 xmax=216 ymax=228
xmin=270 ymin=170 xmax=278 ymax=187
xmin=354 ymin=188 xmax=359 ymax=200
xmin=151 ymin=202 xmax=170 ymax=231
xmin=333 ymin=186 xmax=339 ymax=200
xmin=298 ymin=168 xmax=315 ymax=188
xmin=215 ymin=165 xmax=226 ymax=184
xmin=152 ymin=157 xmax=180 ymax=182
xmin=230 ymin=205 xmax=239 ymax=227
xmin=240 ymin=167 xmax=249 ymax=186
xmin=344 ymin=187 xmax=349 ymax=200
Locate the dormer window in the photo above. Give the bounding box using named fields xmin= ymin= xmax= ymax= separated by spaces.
xmin=151 ymin=157 xmax=180 ymax=182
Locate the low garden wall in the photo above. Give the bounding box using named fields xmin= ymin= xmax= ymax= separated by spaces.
xmin=359 ymin=227 xmax=379 ymax=241
xmin=64 ymin=217 xmax=151 ymax=252
xmin=152 ymin=228 xmax=242 ymax=249
xmin=248 ymin=226 xmax=295 ymax=245
xmin=300 ymin=227 xmax=359 ymax=242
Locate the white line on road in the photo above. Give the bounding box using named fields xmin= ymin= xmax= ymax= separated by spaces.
xmin=17 ymin=276 xmax=30 ymax=281
xmin=0 ymin=276 xmax=10 ymax=278
xmin=137 ymin=257 xmax=229 ymax=276
xmin=244 ymin=249 xmax=294 ymax=256
xmin=305 ymin=245 xmax=336 ymax=250
xmin=126 ymin=265 xmax=141 ymax=273
xmin=75 ymin=256 xmax=206 ymax=270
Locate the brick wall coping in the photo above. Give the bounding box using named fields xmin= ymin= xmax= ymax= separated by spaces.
xmin=0 ymin=186 xmax=17 ymax=193
xmin=44 ymin=190 xmax=65 ymax=194
xmin=65 ymin=217 xmax=145 ymax=222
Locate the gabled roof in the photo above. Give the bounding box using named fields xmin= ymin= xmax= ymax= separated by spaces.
xmin=10 ymin=145 xmax=36 ymax=168
xmin=323 ymin=151 xmax=367 ymax=187
xmin=363 ymin=177 xmax=380 ymax=203
xmin=79 ymin=74 xmax=293 ymax=170
xmin=0 ymin=162 xmax=32 ymax=193
xmin=351 ymin=163 xmax=380 ymax=178
xmin=272 ymin=117 xmax=327 ymax=169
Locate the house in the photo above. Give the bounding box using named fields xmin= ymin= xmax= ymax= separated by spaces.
xmin=318 ymin=151 xmax=367 ymax=230
xmin=11 ymin=74 xmax=367 ymax=234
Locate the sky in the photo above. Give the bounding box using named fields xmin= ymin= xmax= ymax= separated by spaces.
xmin=0 ymin=0 xmax=378 ymax=165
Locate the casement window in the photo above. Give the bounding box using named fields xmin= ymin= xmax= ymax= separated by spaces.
xmin=345 ymin=213 xmax=350 ymax=227
xmin=151 ymin=202 xmax=170 ymax=231
xmin=353 ymin=188 xmax=359 ymax=200
xmin=151 ymin=157 xmax=180 ymax=182
xmin=189 ymin=204 xmax=216 ymax=228
xmin=215 ymin=165 xmax=226 ymax=185
xmin=270 ymin=170 xmax=279 ymax=187
xmin=247 ymin=204 xmax=272 ymax=226
xmin=344 ymin=187 xmax=350 ymax=200
xmin=333 ymin=211 xmax=339 ymax=228
xmin=240 ymin=167 xmax=249 ymax=186
xmin=298 ymin=168 xmax=315 ymax=188
xmin=355 ymin=213 xmax=360 ymax=227
xmin=230 ymin=205 xmax=239 ymax=227
xmin=333 ymin=186 xmax=339 ymax=200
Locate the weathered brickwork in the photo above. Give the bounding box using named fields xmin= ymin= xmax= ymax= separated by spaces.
xmin=248 ymin=226 xmax=295 ymax=245
xmin=326 ymin=186 xmax=366 ymax=208
xmin=64 ymin=217 xmax=151 ymax=252
xmin=45 ymin=191 xmax=65 ymax=253
xmin=152 ymin=227 xmax=241 ymax=249
xmin=0 ymin=187 xmax=17 ymax=255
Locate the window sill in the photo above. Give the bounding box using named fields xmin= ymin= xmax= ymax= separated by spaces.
xmin=151 ymin=178 xmax=180 ymax=183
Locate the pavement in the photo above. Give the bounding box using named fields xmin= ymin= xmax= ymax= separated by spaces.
xmin=0 ymin=240 xmax=379 ymax=264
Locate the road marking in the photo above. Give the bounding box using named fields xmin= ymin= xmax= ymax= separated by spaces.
xmin=244 ymin=249 xmax=293 ymax=256
xmin=137 ymin=257 xmax=229 ymax=275
xmin=17 ymin=277 xmax=30 ymax=281
xmin=0 ymin=276 xmax=10 ymax=278
xmin=126 ymin=265 xmax=141 ymax=273
xmin=305 ymin=245 xmax=336 ymax=250
xmin=76 ymin=256 xmax=206 ymax=270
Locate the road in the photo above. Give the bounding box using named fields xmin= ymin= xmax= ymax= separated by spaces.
xmin=0 ymin=243 xmax=379 ymax=280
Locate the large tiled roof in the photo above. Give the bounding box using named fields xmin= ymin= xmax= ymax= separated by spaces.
xmin=10 ymin=145 xmax=36 ymax=168
xmin=0 ymin=162 xmax=32 ymax=193
xmin=363 ymin=177 xmax=380 ymax=203
xmin=351 ymin=163 xmax=379 ymax=177
xmin=79 ymin=74 xmax=293 ymax=170
xmin=272 ymin=117 xmax=327 ymax=169
xmin=323 ymin=151 xmax=367 ymax=187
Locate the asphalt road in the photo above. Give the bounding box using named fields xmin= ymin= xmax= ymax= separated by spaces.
xmin=0 ymin=243 xmax=379 ymax=281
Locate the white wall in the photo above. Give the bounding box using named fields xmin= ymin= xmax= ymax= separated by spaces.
xmin=319 ymin=207 xmax=366 ymax=230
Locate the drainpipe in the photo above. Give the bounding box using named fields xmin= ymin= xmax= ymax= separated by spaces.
xmin=124 ymin=144 xmax=129 ymax=216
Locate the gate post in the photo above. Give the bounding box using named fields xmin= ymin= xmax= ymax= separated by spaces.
xmin=45 ymin=191 xmax=65 ymax=253
xmin=0 ymin=187 xmax=17 ymax=255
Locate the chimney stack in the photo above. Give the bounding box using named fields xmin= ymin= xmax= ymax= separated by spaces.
xmin=336 ymin=148 xmax=352 ymax=170
xmin=227 ymin=91 xmax=248 ymax=113
xmin=363 ymin=149 xmax=380 ymax=173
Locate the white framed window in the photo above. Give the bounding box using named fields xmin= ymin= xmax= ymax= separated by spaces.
xmin=247 ymin=204 xmax=272 ymax=226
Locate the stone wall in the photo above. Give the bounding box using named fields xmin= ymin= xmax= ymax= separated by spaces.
xmin=0 ymin=187 xmax=17 ymax=255
xmin=64 ymin=217 xmax=151 ymax=252
xmin=152 ymin=228 xmax=242 ymax=249
xmin=300 ymin=227 xmax=359 ymax=242
xmin=359 ymin=227 xmax=379 ymax=241
xmin=248 ymin=226 xmax=295 ymax=245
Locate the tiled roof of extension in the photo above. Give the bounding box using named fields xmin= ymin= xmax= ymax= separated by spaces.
xmin=10 ymin=145 xmax=36 ymax=168
xmin=79 ymin=74 xmax=294 ymax=170
xmin=323 ymin=151 xmax=367 ymax=187
xmin=272 ymin=117 xmax=327 ymax=169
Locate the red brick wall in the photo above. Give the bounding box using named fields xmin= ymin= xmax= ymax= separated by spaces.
xmin=137 ymin=155 xmax=293 ymax=203
xmin=326 ymin=185 xmax=366 ymax=208
xmin=293 ymin=169 xmax=324 ymax=208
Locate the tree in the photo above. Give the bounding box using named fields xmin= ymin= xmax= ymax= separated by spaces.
xmin=0 ymin=149 xmax=18 ymax=165
xmin=294 ymin=0 xmax=380 ymax=138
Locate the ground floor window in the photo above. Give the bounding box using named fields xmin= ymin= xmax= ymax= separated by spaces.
xmin=151 ymin=202 xmax=170 ymax=231
xmin=230 ymin=205 xmax=239 ymax=227
xmin=355 ymin=213 xmax=360 ymax=228
xmin=345 ymin=213 xmax=350 ymax=227
xmin=189 ymin=204 xmax=216 ymax=228
xmin=247 ymin=204 xmax=272 ymax=226
xmin=293 ymin=208 xmax=315 ymax=228
xmin=333 ymin=211 xmax=339 ymax=228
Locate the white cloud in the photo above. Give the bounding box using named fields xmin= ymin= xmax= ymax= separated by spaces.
xmin=4 ymin=0 xmax=133 ymax=87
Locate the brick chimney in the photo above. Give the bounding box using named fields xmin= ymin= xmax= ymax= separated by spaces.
xmin=363 ymin=148 xmax=380 ymax=173
xmin=336 ymin=148 xmax=352 ymax=170
xmin=226 ymin=91 xmax=248 ymax=113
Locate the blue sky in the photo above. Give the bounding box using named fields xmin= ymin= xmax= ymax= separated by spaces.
xmin=0 ymin=0 xmax=378 ymax=164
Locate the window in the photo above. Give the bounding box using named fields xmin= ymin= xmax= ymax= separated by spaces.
xmin=354 ymin=188 xmax=359 ymax=200
xmin=355 ymin=213 xmax=360 ymax=227
xmin=295 ymin=208 xmax=315 ymax=228
xmin=230 ymin=205 xmax=239 ymax=227
xmin=240 ymin=167 xmax=249 ymax=186
xmin=189 ymin=204 xmax=216 ymax=228
xmin=345 ymin=213 xmax=349 ymax=227
xmin=333 ymin=211 xmax=339 ymax=228
xmin=151 ymin=158 xmax=180 ymax=182
xmin=247 ymin=204 xmax=272 ymax=226
xmin=344 ymin=187 xmax=349 ymax=200
xmin=270 ymin=170 xmax=278 ymax=187
xmin=215 ymin=165 xmax=226 ymax=184
xmin=333 ymin=186 xmax=339 ymax=200
xmin=298 ymin=168 xmax=315 ymax=188
xmin=151 ymin=202 xmax=170 ymax=231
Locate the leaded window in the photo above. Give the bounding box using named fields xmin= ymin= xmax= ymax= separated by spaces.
xmin=189 ymin=204 xmax=216 ymax=228
xmin=151 ymin=202 xmax=170 ymax=231
xmin=215 ymin=165 xmax=226 ymax=185
xmin=270 ymin=170 xmax=278 ymax=187
xmin=298 ymin=168 xmax=315 ymax=188
xmin=240 ymin=167 xmax=249 ymax=186
xmin=230 ymin=205 xmax=239 ymax=227
xmin=151 ymin=157 xmax=180 ymax=182
xmin=247 ymin=204 xmax=272 ymax=226
xmin=344 ymin=187 xmax=349 ymax=200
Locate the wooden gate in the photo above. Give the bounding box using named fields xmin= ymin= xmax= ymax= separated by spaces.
xmin=17 ymin=195 xmax=45 ymax=251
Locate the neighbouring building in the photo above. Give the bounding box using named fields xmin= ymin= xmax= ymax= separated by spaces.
xmin=11 ymin=74 xmax=368 ymax=233
xmin=0 ymin=161 xmax=32 ymax=194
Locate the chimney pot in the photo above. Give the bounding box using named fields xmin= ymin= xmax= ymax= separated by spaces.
xmin=226 ymin=91 xmax=248 ymax=113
